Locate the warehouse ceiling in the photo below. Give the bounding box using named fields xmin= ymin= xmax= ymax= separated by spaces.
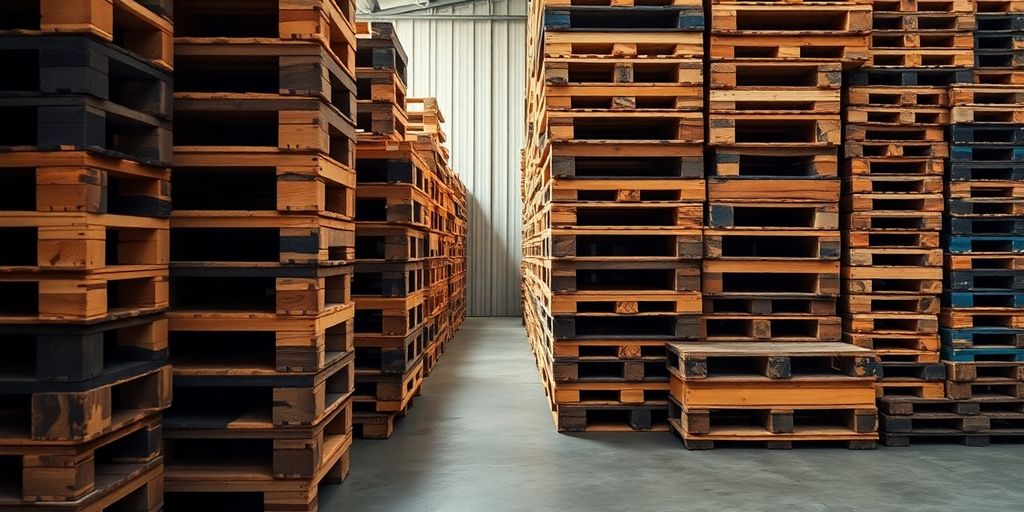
xmin=356 ymin=0 xmax=482 ymax=15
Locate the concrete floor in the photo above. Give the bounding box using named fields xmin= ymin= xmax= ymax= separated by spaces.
xmin=322 ymin=317 xmax=1024 ymax=511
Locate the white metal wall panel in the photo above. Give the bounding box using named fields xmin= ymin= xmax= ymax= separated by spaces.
xmin=369 ymin=0 xmax=526 ymax=316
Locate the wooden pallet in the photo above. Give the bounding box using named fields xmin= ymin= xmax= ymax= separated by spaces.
xmin=670 ymin=400 xmax=878 ymax=450
xmin=0 ymin=269 xmax=168 ymax=324
xmin=0 ymin=0 xmax=173 ymax=71
xmin=174 ymin=39 xmax=358 ymax=106
xmin=0 ymin=150 xmax=170 ymax=217
xmin=174 ymin=0 xmax=358 ymax=76
xmin=353 ymin=358 xmax=425 ymax=414
xmin=172 ymin=351 xmax=354 ymax=427
xmin=0 ymin=315 xmax=166 ymax=383
xmin=0 ymin=415 xmax=163 ymax=507
xmin=356 ymin=325 xmax=428 ymax=374
xmin=0 ymin=95 xmax=171 ymax=165
xmin=667 ymin=341 xmax=878 ymax=379
xmin=174 ymin=93 xmax=357 ymax=166
xmin=0 ymin=365 xmax=169 ymax=442
xmin=163 ymin=392 xmax=353 ymax=479
xmin=0 ymin=35 xmax=172 ymax=118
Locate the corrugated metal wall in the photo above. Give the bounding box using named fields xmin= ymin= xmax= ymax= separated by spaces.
xmin=367 ymin=0 xmax=527 ymax=316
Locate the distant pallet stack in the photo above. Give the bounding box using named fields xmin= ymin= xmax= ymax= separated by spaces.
xmin=406 ymin=97 xmax=468 ymax=375
xmin=842 ymin=0 xmax=974 ymax=402
xmin=353 ymin=24 xmax=467 ymax=439
xmin=163 ymin=1 xmax=358 ymax=509
xmin=0 ymin=0 xmax=173 ymax=509
xmin=522 ymin=0 xmax=706 ymax=432
xmin=691 ymin=0 xmax=877 ymax=447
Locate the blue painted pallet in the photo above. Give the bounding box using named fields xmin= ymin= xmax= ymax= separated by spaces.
xmin=946 ymin=217 xmax=1024 ymax=235
xmin=942 ymin=345 xmax=1024 ymax=362
xmin=951 ymin=125 xmax=1024 ymax=145
xmin=949 ymin=162 xmax=1024 ymax=181
xmin=941 ymin=327 xmax=1024 ymax=348
xmin=976 ymin=13 xmax=1024 ymax=32
xmin=945 ymin=291 xmax=1024 ymax=308
xmin=951 ymin=145 xmax=1024 ymax=164
xmin=947 ymin=270 xmax=1024 ymax=291
xmin=543 ymin=6 xmax=704 ymax=32
xmin=946 ymin=235 xmax=1024 ymax=254
xmin=848 ymin=67 xmax=973 ymax=87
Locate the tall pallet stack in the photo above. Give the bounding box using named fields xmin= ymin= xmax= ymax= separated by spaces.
xmin=406 ymin=97 xmax=468 ymax=375
xmin=845 ymin=0 xmax=973 ymax=409
xmin=163 ymin=1 xmax=358 ymax=509
xmin=352 ymin=24 xmax=467 ymax=439
xmin=680 ymin=0 xmax=882 ymax=448
xmin=522 ymin=0 xmax=706 ymax=431
xmin=0 ymin=0 xmax=173 ymax=509
xmin=879 ymin=2 xmax=1024 ymax=446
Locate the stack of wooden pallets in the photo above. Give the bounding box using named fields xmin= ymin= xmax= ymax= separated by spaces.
xmin=352 ymin=24 xmax=467 ymax=439
xmin=878 ymin=3 xmax=1024 ymax=446
xmin=843 ymin=0 xmax=975 ymax=402
xmin=405 ymin=97 xmax=468 ymax=375
xmin=0 ymin=0 xmax=173 ymax=509
xmin=684 ymin=0 xmax=880 ymax=448
xmin=163 ymin=1 xmax=358 ymax=509
xmin=522 ymin=0 xmax=706 ymax=431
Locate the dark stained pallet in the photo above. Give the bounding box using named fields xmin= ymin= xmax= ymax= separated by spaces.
xmin=163 ymin=394 xmax=353 ymax=479
xmin=945 ymin=234 xmax=1024 ymax=254
xmin=667 ymin=341 xmax=878 ymax=379
xmin=878 ymin=361 xmax=946 ymax=381
xmin=555 ymin=404 xmax=669 ymax=432
xmin=553 ymin=313 xmax=701 ymax=340
xmin=173 ymin=94 xmax=356 ymax=164
xmin=543 ymin=6 xmax=704 ymax=32
xmin=354 ymin=324 xmax=426 ymax=375
xmin=0 ymin=415 xmax=163 ymax=507
xmin=880 ymin=431 xmax=1011 ymax=446
xmin=171 ymin=351 xmax=354 ymax=427
xmin=880 ymin=412 xmax=991 ymax=434
xmin=946 ymin=360 xmax=1024 ymax=381
xmin=0 ymin=365 xmax=170 ymax=443
xmin=164 ymin=434 xmax=350 ymax=512
xmin=0 ymin=315 xmax=167 ymax=384
xmin=847 ymin=67 xmax=974 ymax=87
xmin=0 ymin=36 xmax=172 ymax=118
xmin=946 ymin=270 xmax=1024 ymax=291
xmin=947 ymin=218 xmax=1024 ymax=236
xmin=168 ymin=318 xmax=353 ymax=375
xmin=941 ymin=327 xmax=1024 ymax=349
xmin=356 ymin=21 xmax=409 ymax=83
xmin=705 ymin=295 xmax=837 ymax=316
xmin=946 ymin=380 xmax=1024 ymax=399
xmin=175 ymin=39 xmax=357 ymax=108
xmin=946 ymin=290 xmax=1024 ymax=308
xmin=0 ymin=95 xmax=171 ymax=165
xmin=550 ymin=260 xmax=700 ymax=293
xmin=552 ymin=358 xmax=670 ymax=383
xmin=942 ymin=344 xmax=1024 ymax=362
xmin=704 ymin=314 xmax=842 ymax=341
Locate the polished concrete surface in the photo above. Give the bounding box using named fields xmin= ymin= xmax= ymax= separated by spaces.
xmin=322 ymin=317 xmax=1024 ymax=511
